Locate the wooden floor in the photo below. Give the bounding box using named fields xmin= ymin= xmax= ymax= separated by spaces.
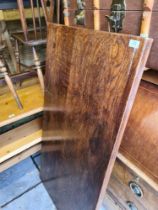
xmin=0 ymin=84 xmax=43 ymax=127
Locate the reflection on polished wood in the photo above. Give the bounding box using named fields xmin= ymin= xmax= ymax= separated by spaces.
xmin=41 ymin=24 xmax=152 ymax=210
xmin=42 ymin=128 xmax=78 ymax=142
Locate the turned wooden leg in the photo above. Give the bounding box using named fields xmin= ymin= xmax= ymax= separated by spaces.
xmin=33 ymin=47 xmax=44 ymax=91
xmin=15 ymin=40 xmax=21 ymax=73
xmin=0 ymin=21 xmax=17 ymax=73
xmin=0 ymin=58 xmax=23 ymax=109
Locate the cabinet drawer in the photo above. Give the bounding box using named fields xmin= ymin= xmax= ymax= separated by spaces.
xmin=107 ymin=159 xmax=158 ymax=210
xmin=103 ymin=193 xmax=125 ymax=210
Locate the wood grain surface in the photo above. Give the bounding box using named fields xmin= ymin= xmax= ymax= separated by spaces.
xmin=121 ymin=81 xmax=158 ymax=184
xmin=95 ymin=10 xmax=158 ymax=70
xmin=62 ymin=2 xmax=158 ymax=70
xmin=41 ymin=23 xmax=152 ymax=210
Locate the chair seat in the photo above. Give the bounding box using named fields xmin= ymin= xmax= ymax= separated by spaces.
xmin=12 ymin=30 xmax=47 ymax=47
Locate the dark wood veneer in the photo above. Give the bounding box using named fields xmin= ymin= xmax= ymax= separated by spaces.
xmin=41 ymin=24 xmax=152 ymax=210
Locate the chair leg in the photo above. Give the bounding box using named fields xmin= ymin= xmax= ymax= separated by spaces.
xmin=15 ymin=40 xmax=21 ymax=73
xmin=33 ymin=47 xmax=44 ymax=91
xmin=0 ymin=58 xmax=23 ymax=109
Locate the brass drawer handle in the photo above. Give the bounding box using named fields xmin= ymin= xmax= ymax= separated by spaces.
xmin=129 ymin=181 xmax=144 ymax=198
xmin=126 ymin=201 xmax=138 ymax=210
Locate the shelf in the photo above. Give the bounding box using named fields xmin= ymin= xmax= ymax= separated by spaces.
xmin=0 ymin=118 xmax=42 ymax=164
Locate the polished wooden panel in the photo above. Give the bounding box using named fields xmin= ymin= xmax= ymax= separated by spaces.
xmin=94 ymin=9 xmax=158 ymax=70
xmin=121 ymin=81 xmax=158 ymax=184
xmin=41 ymin=23 xmax=152 ymax=210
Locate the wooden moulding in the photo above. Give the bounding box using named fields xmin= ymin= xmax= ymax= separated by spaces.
xmin=41 ymin=24 xmax=152 ymax=210
xmin=0 ymin=118 xmax=42 ymax=164
xmin=0 ymin=144 xmax=41 ymax=173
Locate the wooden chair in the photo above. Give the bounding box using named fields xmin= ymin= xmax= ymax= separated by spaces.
xmin=0 ymin=20 xmax=23 ymax=109
xmin=12 ymin=0 xmax=54 ymax=91
xmin=13 ymin=0 xmax=54 ymax=45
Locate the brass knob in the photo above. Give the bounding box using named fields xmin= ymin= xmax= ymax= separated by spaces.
xmin=129 ymin=181 xmax=144 ymax=198
xmin=126 ymin=201 xmax=138 ymax=210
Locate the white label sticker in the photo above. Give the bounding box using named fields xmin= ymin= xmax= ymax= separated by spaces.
xmin=8 ymin=114 xmax=15 ymax=118
xmin=129 ymin=39 xmax=140 ymax=49
xmin=140 ymin=33 xmax=148 ymax=38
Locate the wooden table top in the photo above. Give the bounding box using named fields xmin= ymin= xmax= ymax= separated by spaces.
xmin=41 ymin=24 xmax=152 ymax=210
